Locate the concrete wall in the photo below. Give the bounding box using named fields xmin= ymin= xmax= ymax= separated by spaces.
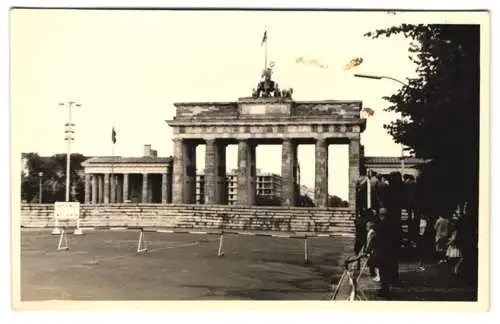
xmin=20 ymin=204 xmax=355 ymax=235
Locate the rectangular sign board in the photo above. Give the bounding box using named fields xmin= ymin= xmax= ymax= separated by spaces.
xmin=54 ymin=202 xmax=80 ymax=220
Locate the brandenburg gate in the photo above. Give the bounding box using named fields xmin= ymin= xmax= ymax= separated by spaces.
xmin=167 ymin=69 xmax=366 ymax=207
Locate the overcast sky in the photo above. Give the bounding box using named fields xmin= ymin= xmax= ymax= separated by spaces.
xmin=11 ymin=9 xmax=485 ymax=199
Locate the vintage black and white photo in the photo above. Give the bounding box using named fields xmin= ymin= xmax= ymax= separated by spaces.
xmin=10 ymin=8 xmax=490 ymax=309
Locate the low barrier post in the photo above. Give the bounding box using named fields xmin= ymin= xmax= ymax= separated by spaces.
xmin=51 ymin=218 xmax=61 ymax=235
xmin=217 ymin=232 xmax=224 ymax=257
xmin=304 ymin=236 xmax=309 ymax=263
xmin=56 ymin=228 xmax=69 ymax=251
xmin=137 ymin=228 xmax=148 ymax=253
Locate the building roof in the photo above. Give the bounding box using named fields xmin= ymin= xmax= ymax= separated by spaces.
xmin=83 ymin=156 xmax=172 ymax=165
xmin=83 ymin=155 xmax=425 ymax=166
xmin=364 ymin=156 xmax=427 ymax=165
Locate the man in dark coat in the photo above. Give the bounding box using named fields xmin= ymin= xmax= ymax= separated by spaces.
xmin=356 ymin=169 xmax=381 ymax=217
xmin=404 ymin=175 xmax=418 ymax=241
xmin=384 ymin=172 xmax=403 ymax=285
xmin=377 ymin=175 xmax=390 ymax=208
xmin=375 ymin=208 xmax=392 ymax=298
xmin=355 ymin=170 xmax=370 ymax=219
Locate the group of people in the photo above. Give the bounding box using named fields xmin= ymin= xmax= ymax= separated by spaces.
xmin=353 ymin=169 xmax=478 ymax=298
xmin=354 ymin=170 xmax=404 ymax=298
xmin=419 ymin=208 xmax=467 ymax=275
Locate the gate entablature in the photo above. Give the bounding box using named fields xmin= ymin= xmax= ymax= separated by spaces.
xmin=168 ymin=98 xmax=366 ymax=140
xmin=170 ymin=98 xmax=364 ymax=121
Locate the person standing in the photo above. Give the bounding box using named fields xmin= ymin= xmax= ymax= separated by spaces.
xmin=355 ymin=171 xmax=370 ymax=218
xmin=354 ymin=208 xmax=377 ymax=270
xmin=446 ymin=222 xmax=463 ymax=275
xmin=434 ymin=214 xmax=451 ymax=264
xmin=416 ymin=214 xmax=432 ymax=271
xmin=375 ymin=208 xmax=392 ymax=298
xmin=356 ymin=169 xmax=381 ymax=218
xmin=377 ymin=175 xmax=390 ymax=209
xmin=369 ymin=171 xmax=381 ymax=216
xmin=363 ymin=220 xmax=380 ymax=280
xmin=404 ymin=175 xmax=418 ymax=242
xmin=385 ymin=172 xmax=403 ymax=285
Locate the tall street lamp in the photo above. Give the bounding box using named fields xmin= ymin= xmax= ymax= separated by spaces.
xmin=354 ymin=73 xmax=408 ymax=177
xmin=354 ymin=73 xmax=408 ymax=86
xmin=38 ymin=171 xmax=43 ymax=204
xmin=60 ymin=101 xmax=81 ymax=202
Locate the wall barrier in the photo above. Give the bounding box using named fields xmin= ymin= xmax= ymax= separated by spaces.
xmin=20 ymin=203 xmax=356 ymax=235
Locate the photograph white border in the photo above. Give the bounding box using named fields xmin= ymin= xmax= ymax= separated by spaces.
xmin=2 ymin=0 xmax=497 ymax=323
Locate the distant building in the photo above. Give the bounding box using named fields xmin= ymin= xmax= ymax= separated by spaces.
xmin=227 ymin=171 xmax=238 ymax=205
xmin=256 ymin=169 xmax=283 ymax=201
xmin=195 ymin=169 xmax=283 ymax=204
xmin=362 ymin=156 xmax=427 ymax=179
xmin=37 ymin=144 xmax=427 ymax=205
xmin=82 ymin=144 xmax=173 ymax=204
xmin=195 ymin=173 xmax=205 ymax=204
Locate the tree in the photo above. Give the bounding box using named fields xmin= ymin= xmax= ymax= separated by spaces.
xmin=296 ymin=194 xmax=314 ymax=207
xmin=327 ymin=195 xmax=349 ymax=208
xmin=21 ymin=153 xmax=88 ymax=203
xmin=365 ymin=24 xmax=480 ymax=217
xmin=366 ymin=24 xmax=479 ymax=286
xmin=255 ymin=195 xmax=282 ymax=206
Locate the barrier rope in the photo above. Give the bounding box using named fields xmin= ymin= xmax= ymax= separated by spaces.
xmin=52 ymin=226 xmax=351 ymax=263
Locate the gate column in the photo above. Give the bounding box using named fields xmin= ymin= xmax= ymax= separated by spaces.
xmin=172 ymin=139 xmax=185 ymax=204
xmin=281 ymin=139 xmax=298 ymax=206
xmin=315 ymin=138 xmax=328 ymax=207
xmin=348 ymin=137 xmax=361 ymax=208
xmin=237 ymin=140 xmax=256 ymax=205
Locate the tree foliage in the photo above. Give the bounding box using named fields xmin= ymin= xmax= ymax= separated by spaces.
xmin=328 ymin=195 xmax=349 ymax=208
xmin=296 ymin=194 xmax=314 ymax=207
xmin=365 ymin=24 xmax=480 ymax=216
xmin=21 ymin=153 xmax=87 ymax=203
xmin=255 ymin=195 xmax=282 ymax=206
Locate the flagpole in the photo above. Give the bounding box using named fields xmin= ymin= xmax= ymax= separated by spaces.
xmin=111 ymin=120 xmax=115 ymax=203
xmin=263 ymin=27 xmax=268 ymax=69
xmin=265 ymin=34 xmax=268 ymax=69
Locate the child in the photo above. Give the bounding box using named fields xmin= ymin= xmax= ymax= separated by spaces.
xmin=446 ymin=223 xmax=463 ymax=275
xmin=363 ymin=220 xmax=380 ymax=282
xmin=416 ymin=215 xmax=431 ymax=271
xmin=354 ymin=209 xmax=377 ymax=270
xmin=434 ymin=215 xmax=451 ymax=264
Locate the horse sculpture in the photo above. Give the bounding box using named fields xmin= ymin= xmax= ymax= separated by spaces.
xmin=252 ymin=68 xmax=293 ymax=99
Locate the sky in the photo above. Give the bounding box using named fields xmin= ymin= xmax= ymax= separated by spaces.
xmin=11 ymin=9 xmax=477 ymax=199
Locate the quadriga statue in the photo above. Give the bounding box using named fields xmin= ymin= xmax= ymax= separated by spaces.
xmin=252 ymin=68 xmax=293 ymax=99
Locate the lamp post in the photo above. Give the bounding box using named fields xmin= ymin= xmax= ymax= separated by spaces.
xmin=354 ymin=73 xmax=408 ymax=86
xmin=38 ymin=172 xmax=43 ymax=204
xmin=60 ymin=101 xmax=81 ymax=202
xmin=354 ymin=73 xmax=408 ymax=177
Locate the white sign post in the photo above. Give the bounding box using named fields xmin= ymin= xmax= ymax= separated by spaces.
xmin=52 ymin=202 xmax=83 ymax=235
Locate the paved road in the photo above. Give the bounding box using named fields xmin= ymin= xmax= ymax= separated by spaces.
xmin=19 ymin=229 xmax=476 ymax=301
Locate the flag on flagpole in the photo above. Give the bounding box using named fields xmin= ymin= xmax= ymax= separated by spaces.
xmin=111 ymin=127 xmax=117 ymax=144
xmin=261 ymin=30 xmax=267 ymax=46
